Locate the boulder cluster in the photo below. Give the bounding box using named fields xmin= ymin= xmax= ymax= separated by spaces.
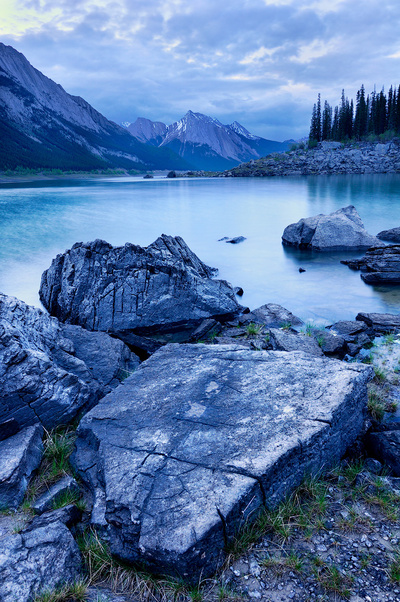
xmin=2 ymin=229 xmax=400 ymax=599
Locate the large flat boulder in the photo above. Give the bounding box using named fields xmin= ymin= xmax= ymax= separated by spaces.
xmin=342 ymin=245 xmax=400 ymax=284
xmin=0 ymin=293 xmax=138 ymax=430
xmin=39 ymin=235 xmax=243 ymax=341
xmin=282 ymin=205 xmax=383 ymax=251
xmin=72 ymin=343 xmax=372 ymax=581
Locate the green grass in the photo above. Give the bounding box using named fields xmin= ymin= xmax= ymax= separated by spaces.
xmin=374 ymin=366 xmax=387 ymax=383
xmin=389 ymin=550 xmax=400 ymax=582
xmin=367 ymin=386 xmax=386 ymax=421
xmin=312 ymin=561 xmax=353 ymax=599
xmin=33 ymin=579 xmax=88 ymax=602
xmin=245 ymin=322 xmax=262 ymax=336
xmin=22 ymin=426 xmax=77 ymax=511
xmin=280 ymin=321 xmax=292 ymax=331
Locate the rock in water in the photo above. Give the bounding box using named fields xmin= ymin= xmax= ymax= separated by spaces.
xmin=341 ymin=245 xmax=400 ymax=284
xmin=0 ymin=293 xmax=138 ymax=430
xmin=72 ymin=343 xmax=372 ymax=581
xmin=377 ymin=226 xmax=400 ymax=242
xmin=282 ymin=205 xmax=383 ymax=251
xmin=39 ymin=235 xmax=242 ymax=339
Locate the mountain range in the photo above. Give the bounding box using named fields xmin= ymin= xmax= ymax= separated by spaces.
xmin=0 ymin=43 xmax=188 ymax=171
xmin=124 ymin=112 xmax=291 ymax=171
xmin=0 ymin=43 xmax=290 ymax=172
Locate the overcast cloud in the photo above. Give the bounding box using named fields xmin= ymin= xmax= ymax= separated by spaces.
xmin=2 ymin=0 xmax=400 ymax=140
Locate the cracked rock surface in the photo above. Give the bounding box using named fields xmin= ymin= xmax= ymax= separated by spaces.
xmin=72 ymin=343 xmax=372 ymax=581
xmin=39 ymin=235 xmax=243 ymax=341
xmin=0 ymin=293 xmax=138 ymax=430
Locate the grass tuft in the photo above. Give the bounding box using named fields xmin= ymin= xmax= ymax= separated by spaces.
xmin=33 ymin=579 xmax=88 ymax=602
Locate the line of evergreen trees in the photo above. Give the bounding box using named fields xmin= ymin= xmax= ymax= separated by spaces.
xmin=309 ymin=85 xmax=400 ymax=144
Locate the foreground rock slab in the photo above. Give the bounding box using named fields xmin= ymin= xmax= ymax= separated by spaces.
xmin=0 ymin=512 xmax=81 ymax=602
xmin=72 ymin=344 xmax=372 ymax=581
xmin=40 ymin=235 xmax=243 ymax=343
xmin=0 ymin=293 xmax=138 ymax=430
xmin=342 ymin=244 xmax=400 ymax=284
xmin=282 ymin=205 xmax=383 ymax=251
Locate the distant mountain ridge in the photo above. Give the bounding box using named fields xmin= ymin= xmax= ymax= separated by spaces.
xmin=125 ymin=111 xmax=290 ymax=171
xmin=0 ymin=43 xmax=189 ymax=171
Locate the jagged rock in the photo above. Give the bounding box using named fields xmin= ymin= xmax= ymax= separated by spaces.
xmin=0 ymin=425 xmax=43 ymax=510
xmin=0 ymin=294 xmax=137 ymax=430
xmin=366 ymin=431 xmax=400 ymax=476
xmin=356 ymin=312 xmax=400 ymax=333
xmin=342 ymin=245 xmax=400 ymax=284
xmin=269 ymin=328 xmax=324 ymax=357
xmin=234 ymin=286 xmax=244 ymax=296
xmin=32 ymin=476 xmax=80 ymax=515
xmin=72 ymin=343 xmax=372 ymax=581
xmin=377 ymin=227 xmax=400 ymax=242
xmin=40 ymin=235 xmax=242 ymax=343
xmin=0 ymin=513 xmax=81 ymax=602
xmin=282 ymin=206 xmax=383 ymax=251
xmin=240 ymin=303 xmax=303 ymax=328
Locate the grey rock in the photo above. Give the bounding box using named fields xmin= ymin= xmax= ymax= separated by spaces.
xmin=240 ymin=303 xmax=303 ymax=328
xmin=226 ymin=236 xmax=246 ymax=244
xmin=33 ymin=504 xmax=82 ymax=528
xmin=282 ymin=206 xmax=383 ymax=251
xmin=312 ymin=330 xmax=346 ymax=356
xmin=366 ymin=431 xmax=400 ymax=476
xmin=0 ymin=514 xmax=81 ymax=602
xmin=72 ymin=343 xmax=372 ymax=581
xmin=40 ymin=235 xmax=243 ymax=342
xmin=60 ymin=324 xmax=140 ymax=390
xmin=32 ymin=476 xmax=80 ymax=515
xmin=377 ymin=227 xmax=400 ymax=242
xmin=0 ymin=418 xmax=19 ymax=442
xmin=0 ymin=425 xmax=43 ymax=510
xmin=0 ymin=293 xmax=104 ymax=429
xmin=269 ymin=328 xmax=324 ymax=357
xmin=188 ymin=319 xmax=222 ymax=342
xmin=364 ymin=458 xmax=383 ymax=475
xmin=356 ymin=312 xmax=400 ymax=333
xmin=234 ymin=286 xmax=244 ymax=296
xmin=330 ymin=320 xmax=369 ymax=339
xmin=342 ymin=245 xmax=400 ymax=284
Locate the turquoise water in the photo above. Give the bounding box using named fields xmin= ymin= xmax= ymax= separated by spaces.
xmin=1 ymin=174 xmax=400 ymax=324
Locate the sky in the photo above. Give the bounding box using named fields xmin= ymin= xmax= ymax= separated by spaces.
xmin=1 ymin=0 xmax=400 ymax=141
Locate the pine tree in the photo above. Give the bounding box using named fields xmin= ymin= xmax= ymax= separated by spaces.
xmin=321 ymin=101 xmax=332 ymax=140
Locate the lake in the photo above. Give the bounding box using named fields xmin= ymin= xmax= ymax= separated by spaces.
xmin=1 ymin=173 xmax=400 ymax=325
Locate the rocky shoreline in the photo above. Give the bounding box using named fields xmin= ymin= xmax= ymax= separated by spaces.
xmin=2 ymin=233 xmax=400 ymax=600
xmin=219 ymin=140 xmax=400 ymax=177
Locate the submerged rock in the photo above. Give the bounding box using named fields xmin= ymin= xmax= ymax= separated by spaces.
xmin=342 ymin=245 xmax=400 ymax=284
xmin=0 ymin=293 xmax=138 ymax=430
xmin=40 ymin=235 xmax=243 ymax=343
xmin=282 ymin=205 xmax=383 ymax=251
xmin=72 ymin=343 xmax=372 ymax=581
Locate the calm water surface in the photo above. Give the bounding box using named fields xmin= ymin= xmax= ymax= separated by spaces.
xmin=1 ymin=174 xmax=400 ymax=325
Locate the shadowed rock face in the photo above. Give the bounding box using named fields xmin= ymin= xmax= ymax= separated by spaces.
xmin=282 ymin=206 xmax=383 ymax=251
xmin=377 ymin=227 xmax=400 ymax=242
xmin=40 ymin=235 xmax=243 ymax=339
xmin=72 ymin=343 xmax=372 ymax=581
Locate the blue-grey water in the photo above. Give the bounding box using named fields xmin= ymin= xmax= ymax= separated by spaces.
xmin=1 ymin=174 xmax=400 ymax=325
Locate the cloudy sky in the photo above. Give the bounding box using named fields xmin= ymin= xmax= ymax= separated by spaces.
xmin=1 ymin=0 xmax=400 ymax=140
